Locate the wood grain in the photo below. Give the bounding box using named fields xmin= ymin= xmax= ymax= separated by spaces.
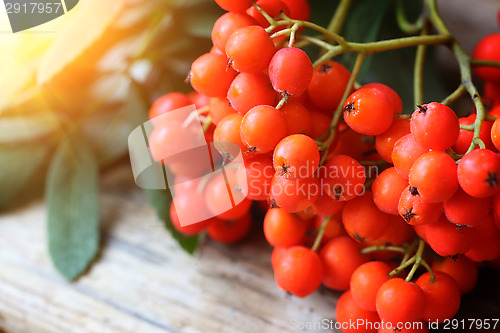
xmin=0 ymin=165 xmax=336 ymax=333
xmin=0 ymin=164 xmax=499 ymax=333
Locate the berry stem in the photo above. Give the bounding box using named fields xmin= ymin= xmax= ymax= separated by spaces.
xmin=400 ymin=238 xmax=419 ymax=265
xmin=413 ymin=24 xmax=430 ymax=107
xmin=327 ymin=0 xmax=353 ymax=35
xmin=300 ymin=35 xmax=336 ymax=53
xmin=426 ymin=0 xmax=486 ymax=154
xmin=474 ymin=137 xmax=486 ymax=149
xmin=396 ymin=0 xmax=424 ymax=35
xmin=253 ymin=3 xmax=277 ymax=27
xmin=311 ymin=215 xmax=332 ymax=252
xmin=485 ymin=113 xmax=497 ymax=121
xmin=395 ymin=114 xmax=411 ymax=120
xmin=405 ymin=238 xmax=426 ymax=282
xmin=270 ymin=27 xmax=293 ymax=39
xmin=459 ymin=123 xmax=474 ymax=131
xmin=335 ymin=34 xmax=451 ymax=56
xmin=202 ymin=115 xmax=212 ymax=133
xmin=419 ymin=257 xmax=436 ymax=281
xmin=470 ymin=59 xmax=500 ymax=69
xmin=275 ymin=94 xmax=289 ymax=110
xmin=361 ymin=245 xmax=407 ymax=255
xmin=441 ymin=84 xmax=467 ymax=106
xmin=390 ymin=256 xmax=416 ymax=277
xmin=446 ymin=148 xmax=464 ymax=160
xmin=288 ymin=23 xmax=300 ymax=47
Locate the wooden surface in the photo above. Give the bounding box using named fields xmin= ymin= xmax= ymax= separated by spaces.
xmin=0 ymin=164 xmax=499 ymax=333
xmin=0 ymin=165 xmax=337 ymax=333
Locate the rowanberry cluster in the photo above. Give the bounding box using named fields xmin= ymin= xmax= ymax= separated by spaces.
xmin=145 ymin=1 xmax=500 ymax=332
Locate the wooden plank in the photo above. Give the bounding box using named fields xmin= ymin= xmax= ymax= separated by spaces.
xmin=0 ymin=165 xmax=499 ymax=333
xmin=0 ymin=166 xmax=335 ymax=333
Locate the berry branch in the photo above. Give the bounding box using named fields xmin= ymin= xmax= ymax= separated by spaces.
xmin=396 ymin=0 xmax=424 ymax=35
xmin=426 ymin=0 xmax=486 ymax=153
xmin=414 ymin=24 xmax=430 ymax=106
xmin=326 ymin=0 xmax=353 ymax=35
xmin=311 ymin=215 xmax=332 ymax=252
xmin=362 ymin=238 xmax=435 ymax=282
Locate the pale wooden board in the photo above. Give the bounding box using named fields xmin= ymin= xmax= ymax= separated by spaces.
xmin=0 ymin=165 xmax=338 ymax=333
xmin=0 ymin=164 xmax=499 ymax=333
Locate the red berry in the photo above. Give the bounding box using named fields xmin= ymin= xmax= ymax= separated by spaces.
xmin=188 ymin=91 xmax=210 ymax=109
xmin=263 ymin=207 xmax=307 ymax=247
xmin=312 ymin=192 xmax=346 ymax=216
xmin=376 ymin=278 xmax=426 ymax=325
xmin=320 ymin=155 xmax=366 ymax=201
xmin=416 ymin=272 xmax=461 ymax=323
xmin=148 ymin=92 xmax=191 ymax=120
xmin=270 ymin=173 xmax=320 ymax=212
xmin=246 ymin=0 xmax=290 ymax=29
xmin=281 ymin=102 xmax=313 ymax=136
xmin=408 ymin=151 xmax=458 ymax=203
xmin=363 ymin=82 xmax=403 ymax=115
xmin=342 ymin=191 xmax=391 ymax=242
xmin=227 ymin=72 xmax=276 ymax=114
xmin=205 ymin=170 xmax=252 ymax=220
xmin=170 ymin=203 xmax=212 ymax=235
xmin=472 ymin=33 xmax=500 ymax=83
xmin=209 ymin=97 xmax=236 ymax=125
xmin=350 ymin=261 xmax=392 ymax=312
xmin=307 ymin=61 xmax=351 ymax=110
xmin=310 ymin=110 xmax=332 ymax=138
xmin=372 ymin=167 xmax=408 ymax=215
xmin=491 ymin=116 xmax=500 ymax=151
xmin=225 ymin=25 xmax=276 ymax=73
xmin=392 ymin=134 xmax=428 ymax=179
xmin=425 ymin=215 xmax=474 ymax=257
xmin=398 ymin=186 xmax=443 ymax=226
xmin=215 ymin=0 xmax=253 ymax=13
xmin=431 ymin=255 xmax=478 ymax=294
xmin=281 ymin=0 xmax=310 ymax=21
xmin=444 ymin=187 xmax=491 ymax=227
xmin=410 ymin=102 xmax=459 ymax=151
xmin=375 ymin=118 xmax=411 ymax=164
xmin=273 ymin=246 xmax=323 ymax=297
xmin=190 ymin=53 xmax=237 ymax=97
xmin=207 ymin=214 xmax=252 ymax=243
xmin=240 ymin=105 xmax=288 ymax=153
xmin=453 ymin=114 xmax=495 ymax=154
xmin=236 ymin=154 xmax=274 ymax=200
xmin=465 ymin=215 xmax=500 ymax=262
xmin=268 ymin=47 xmax=313 ymax=96
xmin=336 ymin=290 xmax=380 ymax=333
xmin=211 ymin=12 xmax=255 ymax=52
xmin=320 ymin=236 xmax=368 ymax=290
xmin=343 ymin=86 xmax=394 ymax=135
xmin=457 ymin=148 xmax=500 ymax=198
xmin=214 ymin=113 xmax=247 ymax=154
xmin=273 ymin=134 xmax=319 ymax=179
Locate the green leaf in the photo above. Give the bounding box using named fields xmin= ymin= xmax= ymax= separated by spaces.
xmin=145 ymin=188 xmax=199 ymax=254
xmin=46 ymin=136 xmax=99 ymax=280
xmin=0 ymin=144 xmax=49 ymax=209
xmin=340 ymin=0 xmax=392 ymax=79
